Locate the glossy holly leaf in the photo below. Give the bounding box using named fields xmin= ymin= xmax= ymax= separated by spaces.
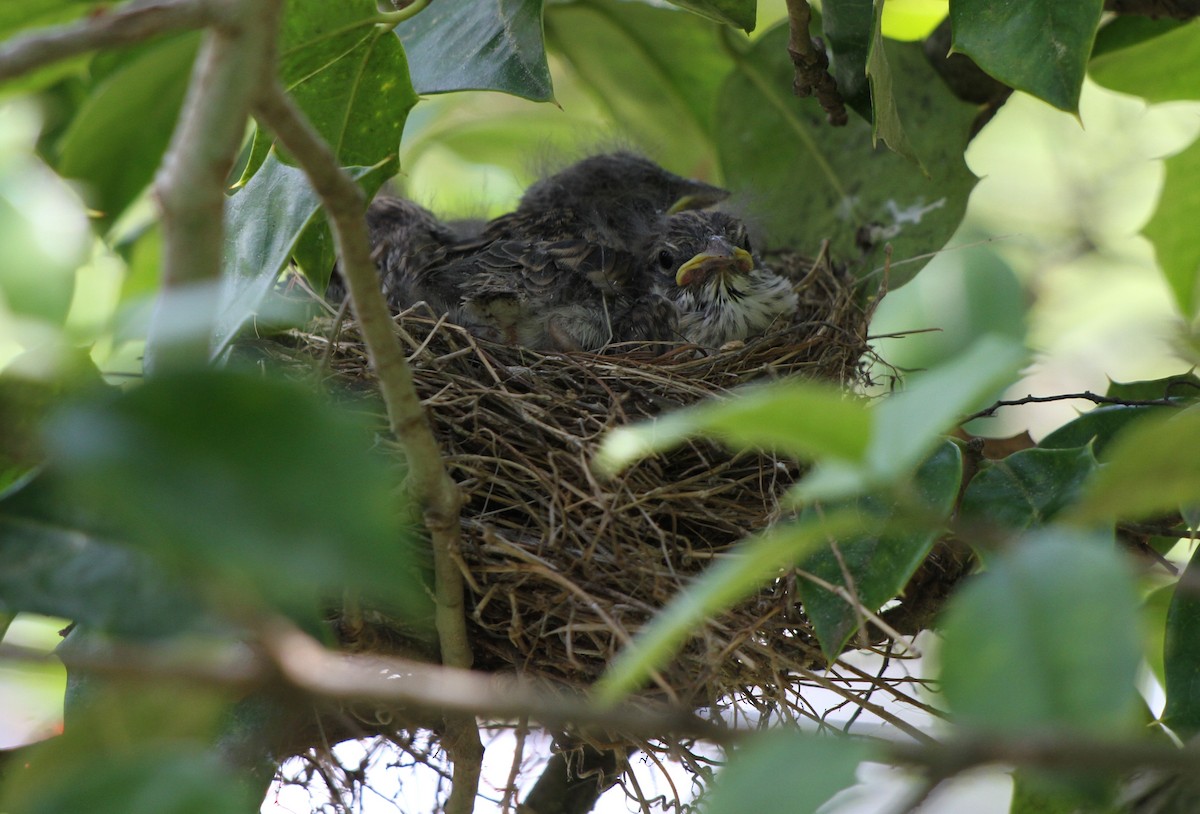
xmin=278 ymin=0 xmax=416 ymax=167
xmin=594 ymin=379 xmax=871 ymax=476
xmin=798 ymin=440 xmax=960 ymax=656
xmin=1090 ymin=19 xmax=1200 ymax=104
xmin=214 ymin=153 xmax=380 ymax=357
xmin=959 ymin=445 xmax=1097 ymax=534
xmin=1165 ymin=546 xmax=1200 ymax=733
xmin=0 ymin=510 xmax=210 ymax=638
xmin=950 ymin=0 xmax=1102 ymax=113
xmin=663 ymin=0 xmax=755 ymax=31
xmin=716 ymin=22 xmax=976 ymax=285
xmin=821 ymin=0 xmax=874 ymax=118
xmin=940 ymin=529 xmax=1141 ymax=734
xmin=395 ymin=0 xmax=553 ymax=102
xmin=1069 ymin=407 xmax=1200 ymax=524
xmin=1039 ymin=406 xmax=1163 ymax=459
xmin=595 ymin=510 xmax=863 ymax=703
xmin=41 ymin=369 xmax=427 ymax=625
xmin=1144 ymin=136 xmax=1200 ymax=319
xmin=545 ymin=0 xmax=731 ymax=171
xmin=1106 ymin=372 xmax=1200 ymax=403
xmin=706 ymin=732 xmax=872 ymax=814
xmin=54 ymin=34 xmax=199 ymax=227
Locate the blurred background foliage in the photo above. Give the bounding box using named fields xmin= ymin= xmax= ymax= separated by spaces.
xmin=2 ymin=0 xmax=1200 ymax=812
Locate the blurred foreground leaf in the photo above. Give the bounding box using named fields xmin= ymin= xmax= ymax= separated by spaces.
xmin=940 ymin=530 xmax=1141 ymax=735
xmin=664 ymin=0 xmax=755 ymax=32
xmin=1144 ymin=135 xmax=1200 ymax=320
xmin=41 ymin=369 xmax=426 ymax=626
xmin=798 ymin=440 xmax=960 ymax=656
xmin=706 ymin=732 xmax=872 ymax=814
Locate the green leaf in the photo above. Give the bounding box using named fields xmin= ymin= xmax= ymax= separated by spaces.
xmin=959 ymin=446 xmax=1098 ymax=534
xmin=662 ymin=0 xmax=756 ymax=32
xmin=716 ymin=22 xmax=976 ymax=285
xmin=1090 ymin=19 xmax=1200 ymax=104
xmin=1039 ymin=406 xmax=1161 ymax=459
xmin=214 ymin=153 xmax=381 ymax=356
xmin=0 ymin=511 xmax=209 ymax=638
xmin=0 ymin=1 xmax=98 ymax=40
xmin=1106 ymin=372 xmax=1200 ymax=402
xmin=866 ymin=334 xmax=1026 ymax=481
xmin=1069 ymin=406 xmax=1200 ymax=524
xmin=798 ymin=440 xmax=961 ymax=656
xmin=280 ymin=7 xmax=416 ymax=167
xmin=822 ymin=0 xmax=874 ymax=118
xmin=545 ymin=0 xmax=730 ymax=171
xmin=1145 ymin=581 xmax=1175 ymax=686
xmin=55 ymin=33 xmax=200 ymax=227
xmin=706 ymin=732 xmax=872 ymax=814
xmin=594 ymin=379 xmax=871 ymax=476
xmin=1165 ymin=546 xmax=1200 ymax=733
xmin=594 ymin=510 xmax=862 ymax=704
xmin=865 ymin=0 xmax=921 ymax=166
xmin=940 ymin=529 xmax=1141 ymax=734
xmin=394 ymin=0 xmax=553 ymax=102
xmin=949 ymin=0 xmax=1102 ymax=113
xmin=1144 ymin=135 xmax=1200 ymax=319
xmin=41 ymin=369 xmax=427 ymax=625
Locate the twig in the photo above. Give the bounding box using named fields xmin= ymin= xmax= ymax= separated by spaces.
xmin=0 ymin=0 xmax=208 ymax=82
xmin=250 ymin=78 xmax=476 ymax=814
xmin=145 ymin=0 xmax=282 ymax=372
xmin=783 ymin=0 xmax=847 ymax=125
xmin=965 ymin=391 xmax=1183 ymax=422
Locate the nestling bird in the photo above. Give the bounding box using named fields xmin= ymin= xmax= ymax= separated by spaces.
xmin=639 ymin=210 xmax=799 ymax=348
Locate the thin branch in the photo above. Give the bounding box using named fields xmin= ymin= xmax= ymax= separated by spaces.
xmin=965 ymin=391 xmax=1184 ymax=422
xmin=144 ymin=0 xmax=282 ymax=372
xmin=0 ymin=0 xmax=207 ymax=82
xmin=250 ymin=75 xmax=475 ymax=813
xmin=783 ymin=0 xmax=847 ymax=125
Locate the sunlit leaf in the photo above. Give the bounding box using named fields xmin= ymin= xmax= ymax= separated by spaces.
xmin=959 ymin=445 xmax=1098 ymax=534
xmin=950 ymin=0 xmax=1102 ymax=113
xmin=706 ymin=732 xmax=872 ymax=814
xmin=1144 ymin=136 xmax=1200 ymax=319
xmin=1165 ymin=546 xmax=1200 ymax=733
xmin=1068 ymin=406 xmax=1200 ymax=524
xmin=716 ymin=22 xmax=976 ymax=285
xmin=798 ymin=440 xmax=960 ymax=656
xmin=55 ymin=34 xmax=199 ymax=227
xmin=545 ymin=0 xmax=730 ymax=171
xmin=394 ymin=0 xmax=553 ymax=102
xmin=280 ymin=0 xmax=416 ymax=168
xmin=594 ymin=380 xmax=870 ymax=476
xmin=594 ymin=510 xmax=862 ymax=704
xmin=865 ymin=0 xmax=921 ymax=166
xmin=41 ymin=369 xmax=427 ymax=625
xmin=1090 ymin=19 xmax=1200 ymax=104
xmin=940 ymin=529 xmax=1141 ymax=734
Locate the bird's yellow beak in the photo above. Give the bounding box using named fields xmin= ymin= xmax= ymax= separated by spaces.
xmin=675 ymin=242 xmax=753 ymax=287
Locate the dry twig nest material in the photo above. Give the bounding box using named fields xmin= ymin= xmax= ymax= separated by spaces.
xmin=272 ymin=249 xmax=886 ymax=692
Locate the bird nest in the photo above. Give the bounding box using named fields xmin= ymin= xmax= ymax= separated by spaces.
xmin=268 ymin=249 xmax=904 ymax=712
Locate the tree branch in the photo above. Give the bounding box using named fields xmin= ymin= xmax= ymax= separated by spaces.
xmin=249 ymin=74 xmax=477 ymax=813
xmin=144 ymin=0 xmax=282 ymax=372
xmin=784 ymin=0 xmax=847 ymax=126
xmin=0 ymin=0 xmax=207 ymax=82
xmin=965 ymin=391 xmax=1183 ymax=422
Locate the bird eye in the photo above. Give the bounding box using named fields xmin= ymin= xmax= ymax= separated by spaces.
xmin=657 ymin=249 xmax=674 ymax=269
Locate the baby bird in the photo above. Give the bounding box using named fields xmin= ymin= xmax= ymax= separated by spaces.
xmin=641 ymin=211 xmax=798 ymax=349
